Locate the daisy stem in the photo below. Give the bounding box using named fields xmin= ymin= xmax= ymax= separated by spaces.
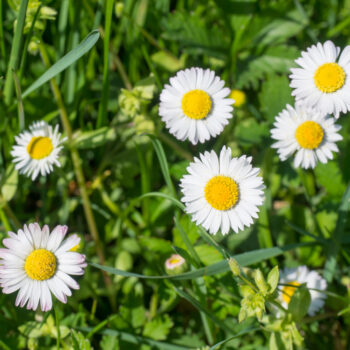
xmin=54 ymin=307 xmax=61 ymax=350
xmin=38 ymin=42 xmax=116 ymax=309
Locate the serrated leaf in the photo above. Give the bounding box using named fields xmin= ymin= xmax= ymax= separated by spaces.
xmin=71 ymin=330 xmax=92 ymax=350
xmin=143 ymin=315 xmax=173 ymax=341
xmin=236 ymin=46 xmax=299 ymax=89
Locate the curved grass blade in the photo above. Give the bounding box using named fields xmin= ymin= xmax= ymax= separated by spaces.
xmin=139 ymin=192 xmax=185 ymax=210
xmin=90 ymin=242 xmax=315 ymax=280
xmin=22 ymin=30 xmax=100 ymax=99
xmin=148 ymin=135 xmax=176 ymax=196
xmin=174 ymin=287 xmax=234 ymax=333
xmin=78 ymin=327 xmax=192 ymax=350
xmin=209 ymin=327 xmax=259 ymax=349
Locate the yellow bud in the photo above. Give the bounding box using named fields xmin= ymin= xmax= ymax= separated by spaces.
xmin=229 ymin=89 xmax=246 ymax=107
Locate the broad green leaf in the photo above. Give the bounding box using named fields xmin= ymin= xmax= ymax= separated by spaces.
xmin=315 ymin=161 xmax=346 ymax=198
xmin=1 ymin=164 xmax=18 ymax=202
xmin=267 ymin=266 xmax=279 ymax=293
xmin=258 ymin=74 xmax=294 ymax=122
xmin=288 ymin=284 xmax=311 ymax=322
xmin=73 ymin=127 xmax=116 ymax=149
xmin=151 ymin=51 xmax=185 ymax=72
xmin=22 ymin=30 xmax=100 ymax=98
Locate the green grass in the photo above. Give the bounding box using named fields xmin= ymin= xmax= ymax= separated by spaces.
xmin=1 ymin=0 xmax=350 ymax=349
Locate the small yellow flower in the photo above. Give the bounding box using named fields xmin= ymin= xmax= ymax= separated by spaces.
xmin=229 ymin=89 xmax=246 ymax=107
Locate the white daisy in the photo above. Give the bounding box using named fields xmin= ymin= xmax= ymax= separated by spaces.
xmin=11 ymin=121 xmax=66 ymax=181
xmin=290 ymin=40 xmax=350 ymax=118
xmin=159 ymin=67 xmax=234 ymax=144
xmin=165 ymin=254 xmax=186 ymax=271
xmin=180 ymin=146 xmax=265 ymax=235
xmin=0 ymin=223 xmax=87 ymax=312
xmin=278 ymin=266 xmax=327 ymax=316
xmin=271 ymin=103 xmax=342 ymax=169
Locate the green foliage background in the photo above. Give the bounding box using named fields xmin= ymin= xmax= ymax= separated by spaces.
xmin=1 ymin=0 xmax=350 ymax=349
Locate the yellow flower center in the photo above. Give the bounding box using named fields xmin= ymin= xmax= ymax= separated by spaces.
xmin=204 ymin=175 xmax=239 ymax=211
xmin=24 ymin=249 xmax=57 ymax=281
xmin=181 ymin=89 xmax=212 ymax=119
xmin=295 ymin=121 xmax=324 ymax=149
xmin=169 ymin=257 xmax=182 ymax=265
xmin=26 ymin=136 xmax=53 ymax=160
xmin=229 ymin=89 xmax=246 ymax=107
xmin=282 ymin=281 xmax=300 ymax=304
xmin=314 ymin=63 xmax=345 ymax=93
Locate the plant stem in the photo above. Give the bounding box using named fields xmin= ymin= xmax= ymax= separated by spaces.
xmin=3 ymin=0 xmax=28 ymax=105
xmin=38 ymin=42 xmax=115 ymax=308
xmin=0 ymin=0 xmax=6 ymax=61
xmin=96 ymin=0 xmax=114 ymax=128
xmin=54 ymin=308 xmax=61 ymax=350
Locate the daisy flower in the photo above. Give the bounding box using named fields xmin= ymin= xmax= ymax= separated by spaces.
xmin=180 ymin=146 xmax=265 ymax=235
xmin=159 ymin=67 xmax=234 ymax=144
xmin=290 ymin=40 xmax=350 ymax=118
xmin=0 ymin=223 xmax=87 ymax=312
xmin=279 ymin=266 xmax=327 ymax=316
xmin=165 ymin=254 xmax=187 ymax=274
xmin=11 ymin=121 xmax=66 ymax=181
xmin=271 ymin=103 xmax=342 ymax=169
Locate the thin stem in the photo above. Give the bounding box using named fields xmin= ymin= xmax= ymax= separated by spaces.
xmin=113 ymin=55 xmax=132 ymax=90
xmin=157 ymin=132 xmax=192 ymax=161
xmin=38 ymin=42 xmax=115 ymax=308
xmin=96 ymin=0 xmax=114 ymax=128
xmin=3 ymin=0 xmax=29 ymax=105
xmin=54 ymin=308 xmax=61 ymax=350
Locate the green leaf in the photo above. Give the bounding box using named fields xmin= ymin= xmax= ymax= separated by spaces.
xmin=22 ymin=30 xmax=100 ymax=98
xmin=237 ymin=45 xmax=299 ymax=89
xmin=288 ymin=284 xmax=311 ymax=322
xmin=267 ymin=266 xmax=279 ymax=293
xmin=151 ymin=51 xmax=185 ymax=72
xmin=73 ymin=127 xmax=116 ymax=149
xmin=315 ymin=161 xmax=346 ymax=198
xmin=258 ymin=74 xmax=294 ymax=122
xmin=71 ymin=330 xmax=92 ymax=350
xmin=1 ymin=164 xmax=18 ymax=202
xmin=90 ymin=242 xmax=314 ymax=280
xmin=143 ymin=315 xmax=173 ymax=341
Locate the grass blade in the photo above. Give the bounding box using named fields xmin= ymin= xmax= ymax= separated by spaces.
xmin=90 ymin=242 xmax=314 ymax=280
xmin=22 ymin=30 xmax=100 ymax=98
xmin=78 ymin=327 xmax=192 ymax=350
xmin=3 ymin=0 xmax=28 ymax=105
